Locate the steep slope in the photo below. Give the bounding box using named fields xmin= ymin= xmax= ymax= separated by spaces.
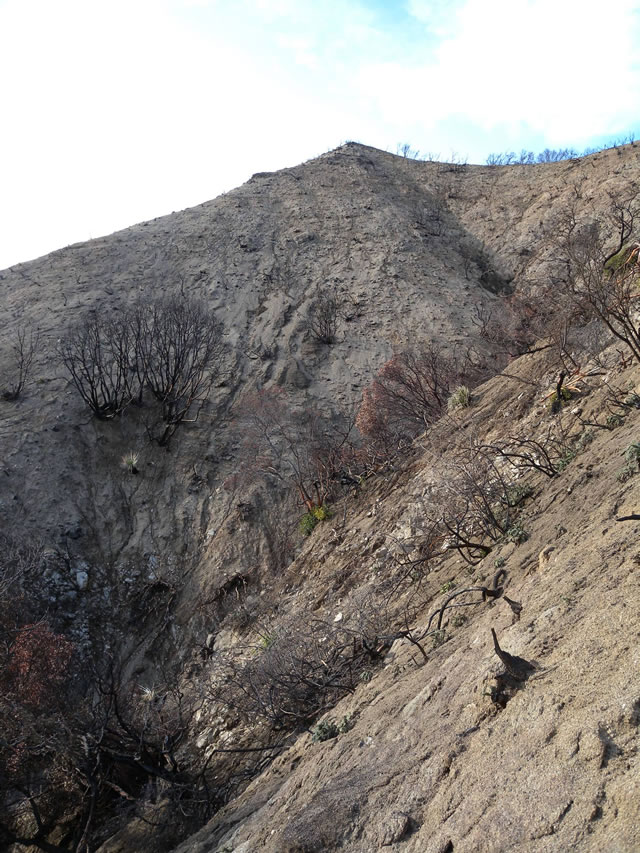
xmin=2 ymin=142 xmax=640 ymax=852
xmin=169 ymin=346 xmax=640 ymax=853
xmin=2 ymin=142 xmax=639 ymax=564
xmin=0 ymin=143 xmax=510 ymax=564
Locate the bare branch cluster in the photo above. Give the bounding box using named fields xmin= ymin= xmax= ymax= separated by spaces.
xmin=58 ymin=295 xmax=225 ymax=444
xmin=540 ymin=193 xmax=640 ymax=365
xmin=0 ymin=646 xmax=218 ymax=852
xmin=476 ymin=425 xmax=575 ymax=479
xmin=487 ymin=148 xmax=579 ymax=166
xmin=439 ymin=442 xmax=530 ymax=564
xmin=138 ymin=295 xmax=226 ymax=445
xmin=59 ymin=311 xmax=139 ymax=419
xmin=235 ymin=388 xmax=357 ymax=511
xmin=356 ymin=344 xmax=463 ymax=461
xmin=210 ymin=613 xmax=387 ymax=731
xmin=2 ymin=323 xmax=40 ymax=401
xmin=305 ymin=293 xmax=341 ymax=345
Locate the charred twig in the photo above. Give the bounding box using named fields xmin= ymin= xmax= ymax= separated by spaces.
xmin=491 ymin=628 xmax=536 ymax=680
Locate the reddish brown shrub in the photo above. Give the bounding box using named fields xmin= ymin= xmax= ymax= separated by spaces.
xmin=5 ymin=623 xmax=73 ymax=708
xmin=356 ymin=344 xmax=458 ymax=458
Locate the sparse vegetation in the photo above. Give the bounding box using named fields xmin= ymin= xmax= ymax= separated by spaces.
xmin=2 ymin=323 xmax=40 ymax=401
xmin=543 ymin=194 xmax=640 ymax=364
xmin=504 ymin=523 xmax=529 ymax=545
xmin=300 ymin=504 xmax=332 ymax=536
xmin=306 ymin=293 xmax=341 ymax=344
xmin=312 ymin=715 xmax=353 ymax=742
xmin=448 ymin=385 xmax=471 ymax=411
xmin=59 ymin=295 xmax=226 ymax=443
xmin=357 ymin=344 xmax=463 ymax=458
xmin=624 ymin=441 xmax=640 ymax=470
xmin=548 ymin=386 xmax=572 ymax=411
xmin=236 ymin=387 xmax=357 ymax=512
xmin=6 ymin=136 xmax=640 ymax=853
xmin=121 ymin=450 xmax=139 ymax=473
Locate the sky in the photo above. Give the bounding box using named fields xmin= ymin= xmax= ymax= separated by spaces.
xmin=1 ymin=0 xmax=639 ymax=270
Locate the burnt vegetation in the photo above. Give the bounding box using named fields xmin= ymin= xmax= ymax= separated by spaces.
xmin=58 ymin=295 xmax=226 ymax=445
xmin=4 ymin=150 xmax=640 ymax=852
xmin=2 ymin=323 xmax=40 ymax=402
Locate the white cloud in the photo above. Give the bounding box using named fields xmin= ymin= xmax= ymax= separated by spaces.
xmin=361 ymin=0 xmax=640 ymax=146
xmin=1 ymin=0 xmax=639 ymax=268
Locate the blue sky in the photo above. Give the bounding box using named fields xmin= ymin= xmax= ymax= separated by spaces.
xmin=1 ymin=0 xmax=639 ymax=270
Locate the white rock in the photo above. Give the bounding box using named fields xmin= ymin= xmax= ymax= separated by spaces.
xmin=334 ymin=612 xmax=343 ymax=622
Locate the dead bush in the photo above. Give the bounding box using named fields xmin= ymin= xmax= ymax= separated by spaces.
xmin=305 ymin=293 xmax=341 ymax=344
xmin=210 ymin=618 xmax=366 ymax=730
xmin=2 ymin=323 xmax=40 ymax=401
xmin=58 ymin=310 xmax=139 ymax=419
xmin=356 ymin=344 xmax=460 ymax=458
xmin=538 ymin=193 xmax=640 ymax=365
xmin=235 ymin=388 xmax=357 ymax=511
xmin=477 ymin=423 xmax=577 ymax=479
xmin=137 ymin=295 xmax=226 ymax=446
xmin=59 ymin=296 xmax=226 ymax=443
xmin=439 ymin=442 xmax=527 ymax=564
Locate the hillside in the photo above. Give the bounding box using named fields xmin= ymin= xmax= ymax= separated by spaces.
xmin=170 ymin=345 xmax=640 ymax=853
xmin=1 ymin=142 xmax=640 ymax=852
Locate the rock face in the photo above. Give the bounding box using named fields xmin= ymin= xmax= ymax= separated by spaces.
xmin=2 ymin=142 xmax=640 ymax=852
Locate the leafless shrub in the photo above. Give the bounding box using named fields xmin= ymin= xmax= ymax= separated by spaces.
xmin=439 ymin=442 xmax=526 ymax=564
xmin=2 ymin=324 xmax=40 ymax=401
xmin=59 ymin=296 xmax=225 ymax=442
xmin=0 ymin=535 xmax=40 ymax=603
xmin=305 ymin=293 xmax=341 ymax=344
xmin=396 ymin=142 xmax=422 ymax=159
xmin=356 ymin=344 xmax=462 ymax=460
xmin=471 ymin=294 xmax=539 ymax=360
xmin=235 ymin=388 xmax=357 ymax=511
xmin=58 ymin=309 xmax=139 ymax=419
xmin=0 ymin=639 xmax=219 ymax=852
xmin=486 ymin=148 xmax=578 ymax=166
xmin=138 ymin=295 xmax=226 ymax=446
xmin=476 ymin=423 xmax=576 ymax=479
xmin=541 ymin=193 xmax=640 ymax=364
xmin=211 ymin=618 xmax=364 ymax=730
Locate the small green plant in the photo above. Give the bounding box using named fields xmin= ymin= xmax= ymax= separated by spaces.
xmin=617 ymin=466 xmax=636 ymax=483
xmin=505 ymin=524 xmax=529 ymax=545
xmin=258 ymin=632 xmax=277 ymax=649
xmin=338 ymin=714 xmax=354 ymax=734
xmin=121 ymin=451 xmax=139 ymax=474
xmin=312 ymin=719 xmax=339 ymax=742
xmin=299 ymin=504 xmax=333 ymax=536
xmin=606 ymin=413 xmax=625 ymax=429
xmin=448 ymin=385 xmax=471 ymax=411
xmin=431 ymin=629 xmax=447 ymax=648
xmin=577 ymin=429 xmax=594 ymax=449
xmin=624 ymin=392 xmax=640 ymax=409
xmin=624 ymin=442 xmax=640 ymax=469
xmin=556 ymin=448 xmax=577 ymax=472
xmin=359 ymin=670 xmax=373 ymax=683
xmin=548 ymin=387 xmax=572 ymax=411
xmin=604 ymin=245 xmax=636 ymax=272
xmin=506 ymin=483 xmax=533 ymax=507
xmin=451 ymin=613 xmax=467 ymax=628
xmin=312 ymin=714 xmax=353 ymax=743
xmin=494 ymin=556 xmax=506 ymax=569
xmin=440 ymin=580 xmax=456 ymax=594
